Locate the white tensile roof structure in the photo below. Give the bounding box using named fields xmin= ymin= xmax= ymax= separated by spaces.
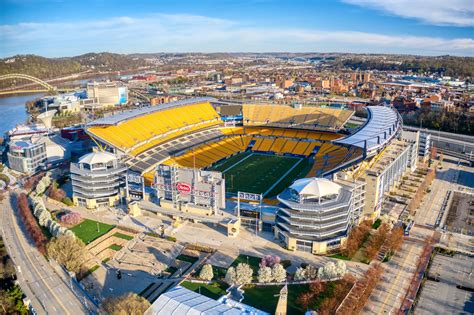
xmin=334 ymin=106 xmax=401 ymax=155
xmin=290 ymin=178 xmax=341 ymax=198
xmin=146 ymin=286 xmax=268 ymax=315
xmin=78 ymin=151 xmax=116 ymax=165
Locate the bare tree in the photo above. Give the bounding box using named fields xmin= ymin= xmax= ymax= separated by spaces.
xmin=101 ymin=293 xmax=150 ymax=315
xmin=47 ymin=235 xmax=86 ymax=273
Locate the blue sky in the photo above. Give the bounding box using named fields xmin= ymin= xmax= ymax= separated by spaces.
xmin=1 ymin=0 xmax=473 ymax=57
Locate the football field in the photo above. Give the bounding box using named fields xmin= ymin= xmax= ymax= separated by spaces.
xmin=208 ymin=152 xmax=311 ymax=197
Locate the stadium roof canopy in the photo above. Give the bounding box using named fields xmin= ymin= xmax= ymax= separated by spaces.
xmin=146 ymin=286 xmax=267 ymax=315
xmin=290 ymin=178 xmax=341 ymax=198
xmin=79 ymin=151 xmax=116 ymax=165
xmin=87 ymin=97 xmax=216 ymax=126
xmin=334 ymin=106 xmax=401 ymax=155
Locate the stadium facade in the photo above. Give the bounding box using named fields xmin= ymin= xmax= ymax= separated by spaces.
xmin=275 ymin=177 xmax=365 ymax=254
xmin=154 ymin=164 xmax=226 ymax=214
xmin=71 ymin=151 xmax=127 ymax=209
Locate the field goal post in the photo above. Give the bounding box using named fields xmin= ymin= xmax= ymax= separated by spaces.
xmin=237 ymin=191 xmax=263 ymax=235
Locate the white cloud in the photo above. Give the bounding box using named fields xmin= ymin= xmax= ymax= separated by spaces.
xmin=343 ymin=0 xmax=474 ymax=27
xmin=0 ymin=13 xmax=473 ymax=57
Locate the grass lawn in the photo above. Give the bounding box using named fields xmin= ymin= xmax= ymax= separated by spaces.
xmin=70 ymin=219 xmax=114 ymax=244
xmin=209 ymin=152 xmax=302 ymax=196
xmin=243 ymin=284 xmax=309 ymax=315
xmin=266 ymin=158 xmax=313 ymax=197
xmin=176 ymin=254 xmax=199 ymax=264
xmin=109 ymin=244 xmax=123 ymax=251
xmin=372 ymin=219 xmax=382 ymax=229
xmin=209 ymin=152 xmax=252 ymax=172
xmin=180 ymin=281 xmax=229 ymax=300
xmin=231 ymin=254 xmax=261 ymax=274
xmin=113 ymin=232 xmax=134 ymax=240
xmin=164 ymin=266 xmax=178 ymax=275
xmin=329 ymin=253 xmax=351 ymax=261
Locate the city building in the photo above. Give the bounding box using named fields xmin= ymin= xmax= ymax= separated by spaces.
xmin=7 ymin=140 xmax=47 ymax=174
xmin=86 ymin=81 xmax=128 ymax=107
xmin=275 ymin=177 xmax=365 ymax=254
xmin=70 ymin=151 xmax=127 ymax=209
xmin=44 ymin=94 xmax=81 ymax=113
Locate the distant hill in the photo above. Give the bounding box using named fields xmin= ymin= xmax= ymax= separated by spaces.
xmin=0 ymin=53 xmax=150 ymax=80
xmin=333 ymin=55 xmax=474 ymax=78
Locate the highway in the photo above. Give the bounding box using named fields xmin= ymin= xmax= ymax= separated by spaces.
xmin=0 ymin=193 xmax=93 ymax=315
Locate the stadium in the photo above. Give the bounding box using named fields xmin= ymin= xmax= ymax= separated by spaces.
xmin=84 ymin=97 xmax=411 ymax=254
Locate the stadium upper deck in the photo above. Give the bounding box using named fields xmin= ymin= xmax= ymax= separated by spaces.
xmin=85 ymin=99 xmax=366 ymax=182
xmin=242 ymin=104 xmax=353 ymax=131
xmin=87 ymin=98 xmax=221 ymax=155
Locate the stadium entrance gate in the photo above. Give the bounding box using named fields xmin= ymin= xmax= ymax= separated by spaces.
xmin=236 ymin=191 xmax=262 ymax=234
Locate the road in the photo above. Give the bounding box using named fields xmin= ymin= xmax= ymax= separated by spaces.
xmin=0 ymin=193 xmax=92 ymax=315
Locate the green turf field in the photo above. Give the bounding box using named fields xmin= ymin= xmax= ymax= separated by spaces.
xmin=209 ymin=153 xmax=306 ymax=197
xmin=70 ymin=219 xmax=115 ymax=244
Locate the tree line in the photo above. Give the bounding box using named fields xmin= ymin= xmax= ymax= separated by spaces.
xmin=335 ymin=56 xmax=474 ymax=78
xmin=0 ymin=53 xmax=149 ymax=82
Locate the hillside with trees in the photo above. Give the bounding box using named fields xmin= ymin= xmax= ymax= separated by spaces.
xmin=0 ymin=53 xmax=150 ymax=80
xmin=335 ymin=55 xmax=474 ymax=78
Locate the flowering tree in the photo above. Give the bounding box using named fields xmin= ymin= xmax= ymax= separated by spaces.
xmin=31 ymin=196 xmax=73 ymax=237
xmin=60 ymin=212 xmax=82 ymax=225
xmin=235 ymin=263 xmax=253 ymax=285
xmin=334 ymin=260 xmax=347 ymax=277
xmin=257 ymin=266 xmax=273 ymax=283
xmin=317 ymin=261 xmax=346 ymax=280
xmin=225 ymin=267 xmax=237 ymax=285
xmin=271 ymin=264 xmax=287 ymax=283
xmin=294 ymin=267 xmax=306 ymax=281
xmin=16 ymin=193 xmax=47 ymax=254
xmin=35 ymin=174 xmax=51 ymax=195
xmin=259 ymin=254 xmax=281 ymax=268
xmin=305 ymin=265 xmax=318 ymax=280
xmin=294 ymin=265 xmax=318 ymax=281
xmin=199 ymin=264 xmax=214 ymax=281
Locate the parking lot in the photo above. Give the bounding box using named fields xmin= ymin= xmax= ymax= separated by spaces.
xmin=416 ymin=253 xmax=474 ymax=315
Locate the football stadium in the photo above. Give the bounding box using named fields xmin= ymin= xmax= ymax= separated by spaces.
xmin=83 ymin=97 xmax=417 ymax=254
xmin=86 ymin=98 xmax=362 ymax=195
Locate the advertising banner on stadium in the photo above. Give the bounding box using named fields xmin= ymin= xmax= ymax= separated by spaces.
xmin=238 ymin=192 xmax=262 ymax=202
xmin=176 ymin=182 xmax=191 ymax=194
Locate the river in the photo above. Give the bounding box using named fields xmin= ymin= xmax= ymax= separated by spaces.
xmin=0 ymin=93 xmax=44 ymax=136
